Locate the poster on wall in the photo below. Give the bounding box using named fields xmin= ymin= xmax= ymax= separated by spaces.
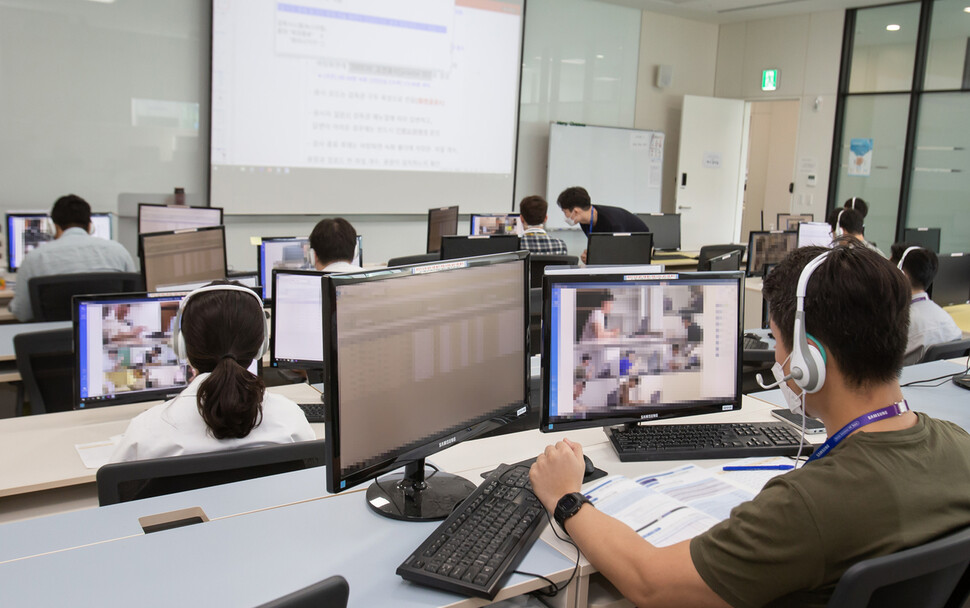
xmin=848 ymin=138 xmax=873 ymax=177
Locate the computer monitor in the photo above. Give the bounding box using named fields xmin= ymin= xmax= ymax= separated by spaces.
xmin=903 ymin=227 xmax=941 ymax=254
xmin=777 ymin=213 xmax=813 ymax=231
xmin=709 ymin=250 xmax=742 ymax=272
xmin=137 ymin=204 xmax=223 ymax=234
xmin=5 ymin=211 xmax=116 ymax=272
xmin=140 ymin=226 xmax=228 ymax=292
xmin=74 ymin=291 xmax=257 ymax=409
xmin=541 ymin=268 xmax=742 ymax=436
xmin=270 ymin=269 xmax=326 ymax=369
xmin=637 ymin=213 xmax=681 ymax=251
xmin=586 ymin=232 xmax=653 ymax=266
xmin=258 ymin=237 xmax=316 ymax=301
xmin=440 ymin=234 xmax=520 ymax=260
xmin=470 ymin=213 xmax=521 ymax=236
xmin=323 ymin=251 xmax=529 ymax=521
xmin=426 ymin=206 xmax=459 ymax=254
xmin=797 ymin=222 xmax=832 ymax=248
xmin=931 ymin=253 xmax=970 ymax=307
xmin=746 ymin=231 xmax=797 ymax=277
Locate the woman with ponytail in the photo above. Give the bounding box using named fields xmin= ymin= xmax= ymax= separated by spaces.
xmin=110 ymin=282 xmax=314 ymax=462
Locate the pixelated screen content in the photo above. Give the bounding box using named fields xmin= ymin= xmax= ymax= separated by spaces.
xmin=334 ymin=260 xmax=525 ymax=478
xmin=547 ymin=277 xmax=738 ymax=425
xmin=748 ymin=231 xmax=797 ymax=276
xmin=261 ymin=238 xmax=316 ymax=300
xmin=470 ymin=214 xmax=521 ymax=236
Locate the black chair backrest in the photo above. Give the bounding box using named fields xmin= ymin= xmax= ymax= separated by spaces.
xmin=386 ymin=252 xmax=440 ymax=267
xmin=697 ymin=245 xmax=746 ymax=271
xmin=919 ymin=338 xmax=970 ymax=364
xmin=826 ymin=527 xmax=970 ymax=608
xmin=96 ymin=439 xmax=328 ymax=506
xmin=257 ymin=575 xmax=349 ymax=608
xmin=530 ymin=254 xmax=578 ymax=289
xmin=29 ymin=272 xmax=144 ymax=321
xmin=13 ymin=328 xmax=74 ymax=415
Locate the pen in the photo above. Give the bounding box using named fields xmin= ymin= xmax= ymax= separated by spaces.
xmin=722 ymin=465 xmax=794 ymax=471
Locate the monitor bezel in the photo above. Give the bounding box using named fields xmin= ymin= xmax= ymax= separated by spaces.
xmin=902 ymin=227 xmax=942 ymax=254
xmin=136 ymin=203 xmax=224 ymax=235
xmin=426 ymin=205 xmax=459 ymax=254
xmin=269 ymin=268 xmax=327 ymax=370
xmin=439 ymin=233 xmax=521 ymax=260
xmin=586 ymin=232 xmax=654 ymax=266
xmin=138 ymin=225 xmax=228 ymax=293
xmin=5 ymin=211 xmax=51 ymax=272
xmin=73 ymin=291 xmax=190 ymax=410
xmin=745 ymin=230 xmax=797 ymax=277
xmin=322 ymin=250 xmax=531 ymax=495
xmin=637 ymin=213 xmax=681 ymax=251
xmin=540 ymin=268 xmax=745 ymax=433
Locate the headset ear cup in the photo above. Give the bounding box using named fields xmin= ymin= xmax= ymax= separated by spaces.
xmin=802 ymin=342 xmax=826 ymax=393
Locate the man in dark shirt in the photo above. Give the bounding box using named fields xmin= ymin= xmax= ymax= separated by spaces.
xmin=557 ymin=187 xmax=648 ymax=263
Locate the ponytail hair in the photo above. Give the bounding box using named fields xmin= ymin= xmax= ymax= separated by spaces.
xmin=180 ymin=284 xmax=267 ymax=439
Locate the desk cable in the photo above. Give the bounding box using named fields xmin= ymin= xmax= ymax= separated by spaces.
xmin=512 ymin=485 xmax=582 ymax=599
xmin=900 ymin=355 xmax=970 ymax=388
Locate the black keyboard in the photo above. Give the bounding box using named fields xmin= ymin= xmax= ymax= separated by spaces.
xmin=297 ymin=402 xmax=326 ymax=423
xmin=397 ymin=463 xmax=547 ymax=599
xmin=606 ymin=421 xmax=813 ymax=462
xmin=743 ymin=334 xmax=770 ymax=350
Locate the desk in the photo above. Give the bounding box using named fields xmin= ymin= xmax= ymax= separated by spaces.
xmin=653 ymin=250 xmax=699 ymax=269
xmin=0 ymin=382 xmax=324 ymax=523
xmin=944 ymin=303 xmax=970 ymax=335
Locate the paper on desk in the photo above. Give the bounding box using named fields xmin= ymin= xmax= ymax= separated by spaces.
xmin=633 ymin=464 xmax=757 ymax=521
xmin=75 ymin=435 xmax=122 ymax=469
xmin=715 ymin=456 xmax=798 ymax=494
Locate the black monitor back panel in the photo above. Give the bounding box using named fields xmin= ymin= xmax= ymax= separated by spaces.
xmin=440 ymin=235 xmax=520 ymax=260
xmin=903 ymin=227 xmax=941 ymax=254
xmin=586 ymin=232 xmax=653 ymax=265
xmin=637 ymin=213 xmax=680 ymax=251
xmin=931 ymin=253 xmax=970 ymax=307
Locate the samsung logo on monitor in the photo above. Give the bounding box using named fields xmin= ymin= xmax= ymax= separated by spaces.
xmin=438 ymin=436 xmax=457 ymax=448
xmin=640 ymin=413 xmax=659 ymax=420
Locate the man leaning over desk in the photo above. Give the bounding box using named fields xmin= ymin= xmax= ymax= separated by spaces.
xmin=9 ymin=195 xmax=136 ymax=322
xmin=556 ymin=186 xmax=648 ymax=264
xmin=530 ymin=243 xmax=970 ymax=607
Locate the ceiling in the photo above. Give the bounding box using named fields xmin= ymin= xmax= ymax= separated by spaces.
xmin=593 ymin=0 xmax=915 ymax=24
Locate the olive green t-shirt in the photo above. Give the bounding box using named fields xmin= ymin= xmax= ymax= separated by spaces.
xmin=690 ymin=414 xmax=970 ymax=608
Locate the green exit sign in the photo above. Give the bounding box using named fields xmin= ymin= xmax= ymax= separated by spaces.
xmin=762 ymin=69 xmax=779 ymax=91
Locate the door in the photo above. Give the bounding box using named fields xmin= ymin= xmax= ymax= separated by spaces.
xmin=741 ymin=100 xmax=800 ymax=239
xmin=676 ymin=95 xmax=749 ymax=251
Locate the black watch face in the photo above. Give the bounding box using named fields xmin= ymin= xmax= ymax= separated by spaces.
xmin=559 ymin=494 xmax=581 ymax=511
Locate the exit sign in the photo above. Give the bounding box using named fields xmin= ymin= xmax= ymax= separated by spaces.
xmin=762 ymin=69 xmax=779 ymax=91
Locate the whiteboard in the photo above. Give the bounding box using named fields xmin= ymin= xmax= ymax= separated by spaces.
xmin=545 ymin=123 xmax=664 ymax=229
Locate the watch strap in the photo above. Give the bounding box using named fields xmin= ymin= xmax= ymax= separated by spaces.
xmin=554 ymin=492 xmax=592 ymax=530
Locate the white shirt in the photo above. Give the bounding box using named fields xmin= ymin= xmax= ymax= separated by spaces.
xmin=322 ymin=261 xmax=364 ymax=273
xmin=905 ymin=293 xmax=963 ymax=365
xmin=9 ymin=227 xmax=137 ymax=321
xmin=109 ymin=372 xmax=316 ymax=462
xmin=582 ymin=309 xmax=607 ymax=341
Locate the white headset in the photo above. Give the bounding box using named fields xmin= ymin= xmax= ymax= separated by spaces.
xmin=171 ymin=284 xmax=269 ymax=363
xmin=834 ymin=209 xmax=846 ymax=238
xmin=897 ymin=246 xmax=921 ymax=271
xmin=848 ymin=197 xmax=857 ymax=210
xmin=790 ymin=251 xmax=830 ymax=394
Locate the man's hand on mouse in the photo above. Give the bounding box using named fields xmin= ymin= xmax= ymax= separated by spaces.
xmin=529 ymin=438 xmax=586 ymax=514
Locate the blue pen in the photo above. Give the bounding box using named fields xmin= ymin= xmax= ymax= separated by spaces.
xmin=722 ymin=464 xmax=794 ymax=471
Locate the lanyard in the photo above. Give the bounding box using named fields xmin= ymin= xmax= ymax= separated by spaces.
xmin=582 ymin=206 xmax=595 ymax=236
xmin=806 ymin=400 xmax=911 ymax=462
xmin=911 ymin=294 xmax=929 ymax=304
xmin=523 ymin=228 xmax=545 ymax=235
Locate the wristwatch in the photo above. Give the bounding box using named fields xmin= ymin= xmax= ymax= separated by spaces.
xmin=554 ymin=492 xmax=593 ymax=530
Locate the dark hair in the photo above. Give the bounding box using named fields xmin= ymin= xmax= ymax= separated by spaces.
xmin=557 ymin=187 xmax=592 ymax=212
xmin=762 ymin=245 xmax=909 ymax=390
xmin=309 ymin=218 xmax=357 ymax=266
xmin=181 ymin=281 xmax=267 ymax=439
xmin=828 ymin=207 xmax=864 ymax=236
xmin=50 ymin=194 xmax=91 ymax=230
xmin=843 ymin=197 xmax=869 ymax=218
xmin=519 ymin=195 xmax=549 ymax=226
xmin=890 ymin=242 xmax=938 ymax=291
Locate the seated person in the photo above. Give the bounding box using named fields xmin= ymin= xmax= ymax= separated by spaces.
xmin=519 ymin=195 xmax=568 ymax=255
xmin=827 ymin=207 xmax=884 ymax=256
xmin=581 ymin=295 xmax=620 ymax=341
xmin=843 ymin=196 xmax=869 ymax=219
xmin=557 ymin=186 xmax=648 ymax=263
xmin=10 ymin=194 xmax=136 ymax=322
xmin=110 ymin=282 xmax=315 ymax=462
xmin=890 ymin=243 xmax=962 ymax=365
xmin=310 ymin=217 xmax=363 ymax=273
xmin=529 ymin=244 xmax=970 ymax=607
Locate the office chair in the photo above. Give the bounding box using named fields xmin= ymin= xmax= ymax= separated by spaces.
xmin=826 ymin=526 xmax=970 ymax=608
xmin=28 ymin=272 xmax=144 ymax=321
xmin=529 ymin=254 xmax=578 ymax=289
xmin=96 ymin=438 xmax=327 ymax=505
xmin=697 ymin=245 xmax=746 ymax=271
xmin=257 ymin=575 xmax=349 ymax=608
xmin=386 ymin=252 xmax=440 ymax=267
xmin=918 ymin=339 xmax=970 ymax=364
xmin=13 ymin=328 xmax=74 ymax=415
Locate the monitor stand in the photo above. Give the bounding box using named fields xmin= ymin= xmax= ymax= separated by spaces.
xmin=366 ymin=459 xmax=475 ymax=522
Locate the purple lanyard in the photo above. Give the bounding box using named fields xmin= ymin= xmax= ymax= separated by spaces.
xmin=582 ymin=206 xmax=594 ymax=237
xmin=806 ymin=400 xmax=911 ymax=462
xmin=911 ymin=294 xmax=929 ymax=304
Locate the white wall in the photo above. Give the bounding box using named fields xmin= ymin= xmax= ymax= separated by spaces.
xmin=634 ymin=12 xmax=719 ymax=213
xmin=714 ymin=11 xmax=845 ymax=223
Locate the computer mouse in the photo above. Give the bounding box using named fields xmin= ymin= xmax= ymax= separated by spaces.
xmin=953 ymin=374 xmax=970 ymax=391
xmin=583 ymin=454 xmax=596 ymax=477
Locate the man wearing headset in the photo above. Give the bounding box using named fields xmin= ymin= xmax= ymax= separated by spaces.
xmin=826 ymin=207 xmax=884 ymax=257
xmin=530 ymin=243 xmax=970 ymax=607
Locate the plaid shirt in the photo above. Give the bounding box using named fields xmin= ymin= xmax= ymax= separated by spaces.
xmin=520 ymin=228 xmax=568 ymax=255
